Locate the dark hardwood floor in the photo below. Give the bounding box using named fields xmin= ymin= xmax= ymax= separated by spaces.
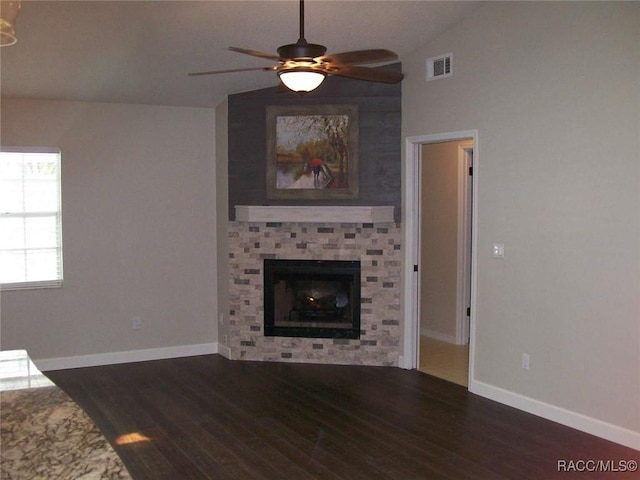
xmin=46 ymin=355 xmax=639 ymax=480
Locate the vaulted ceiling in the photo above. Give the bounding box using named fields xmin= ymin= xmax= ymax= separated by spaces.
xmin=0 ymin=1 xmax=479 ymax=108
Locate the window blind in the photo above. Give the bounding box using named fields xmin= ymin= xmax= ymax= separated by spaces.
xmin=0 ymin=149 xmax=63 ymax=289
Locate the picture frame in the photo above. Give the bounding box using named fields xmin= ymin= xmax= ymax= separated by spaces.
xmin=266 ymin=104 xmax=359 ymax=200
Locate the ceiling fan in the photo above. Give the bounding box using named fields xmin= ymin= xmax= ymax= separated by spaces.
xmin=188 ymin=0 xmax=404 ymax=93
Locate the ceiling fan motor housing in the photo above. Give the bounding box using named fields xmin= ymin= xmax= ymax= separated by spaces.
xmin=278 ymin=41 xmax=327 ymax=61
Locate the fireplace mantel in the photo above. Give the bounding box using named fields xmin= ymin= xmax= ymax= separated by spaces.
xmin=235 ymin=205 xmax=395 ymax=224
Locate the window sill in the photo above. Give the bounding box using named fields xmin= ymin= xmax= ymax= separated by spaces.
xmin=1 ymin=281 xmax=63 ymax=292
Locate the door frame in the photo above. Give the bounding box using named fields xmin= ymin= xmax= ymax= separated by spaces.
xmin=455 ymin=141 xmax=473 ymax=345
xmin=401 ymin=130 xmax=479 ymax=385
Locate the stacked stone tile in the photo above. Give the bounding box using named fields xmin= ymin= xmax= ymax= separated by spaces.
xmin=228 ymin=222 xmax=402 ymax=366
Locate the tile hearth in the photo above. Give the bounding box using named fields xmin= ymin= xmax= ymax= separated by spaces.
xmin=228 ymin=221 xmax=402 ymax=366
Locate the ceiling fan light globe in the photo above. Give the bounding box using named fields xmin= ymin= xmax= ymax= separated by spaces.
xmin=279 ymin=70 xmax=326 ymax=93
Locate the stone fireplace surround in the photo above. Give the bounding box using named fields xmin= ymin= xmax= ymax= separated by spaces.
xmin=228 ymin=206 xmax=402 ymax=366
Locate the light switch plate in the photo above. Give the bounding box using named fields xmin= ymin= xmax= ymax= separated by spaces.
xmin=492 ymin=243 xmax=505 ymax=258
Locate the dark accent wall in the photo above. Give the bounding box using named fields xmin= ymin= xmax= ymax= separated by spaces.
xmin=227 ymin=63 xmax=402 ymax=220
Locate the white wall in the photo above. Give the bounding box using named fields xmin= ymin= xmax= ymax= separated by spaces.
xmin=0 ymin=98 xmax=218 ymax=364
xmin=402 ymin=2 xmax=639 ymax=446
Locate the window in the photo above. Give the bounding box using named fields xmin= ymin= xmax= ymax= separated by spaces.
xmin=0 ymin=149 xmax=63 ymax=290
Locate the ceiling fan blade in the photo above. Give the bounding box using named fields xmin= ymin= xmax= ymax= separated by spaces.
xmin=188 ymin=65 xmax=277 ymax=77
xmin=317 ymin=49 xmax=398 ymax=65
xmin=323 ymin=65 xmax=404 ymax=84
xmin=228 ymin=46 xmax=281 ymax=61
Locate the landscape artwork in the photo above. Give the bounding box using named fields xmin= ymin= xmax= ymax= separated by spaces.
xmin=266 ymin=105 xmax=359 ymax=200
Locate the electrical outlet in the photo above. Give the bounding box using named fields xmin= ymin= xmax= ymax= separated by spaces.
xmin=223 ymin=335 xmax=228 ymax=345
xmin=522 ymin=353 xmax=531 ymax=370
xmin=132 ymin=316 xmax=142 ymax=330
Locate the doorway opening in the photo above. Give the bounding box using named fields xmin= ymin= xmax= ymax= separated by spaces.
xmin=402 ymin=130 xmax=478 ymax=389
xmin=418 ymin=140 xmax=472 ymax=386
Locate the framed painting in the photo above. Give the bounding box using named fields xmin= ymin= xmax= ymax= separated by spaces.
xmin=266 ymin=104 xmax=359 ymax=200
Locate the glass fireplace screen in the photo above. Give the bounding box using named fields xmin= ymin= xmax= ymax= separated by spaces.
xmin=263 ymin=259 xmax=361 ymax=339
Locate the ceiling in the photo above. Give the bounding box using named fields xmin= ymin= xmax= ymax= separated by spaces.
xmin=0 ymin=1 xmax=479 ymax=108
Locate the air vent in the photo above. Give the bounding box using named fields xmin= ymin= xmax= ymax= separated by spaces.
xmin=426 ymin=53 xmax=453 ymax=81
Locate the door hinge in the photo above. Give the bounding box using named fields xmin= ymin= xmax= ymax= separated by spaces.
xmin=414 ymin=265 xmax=419 ymax=272
xmin=466 ymin=307 xmax=471 ymax=316
xmin=468 ymin=166 xmax=473 ymax=176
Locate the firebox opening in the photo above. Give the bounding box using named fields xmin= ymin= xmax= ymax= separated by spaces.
xmin=264 ymin=259 xmax=361 ymax=339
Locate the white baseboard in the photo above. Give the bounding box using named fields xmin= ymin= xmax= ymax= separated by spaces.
xmin=398 ymin=355 xmax=409 ymax=369
xmin=420 ymin=328 xmax=458 ymax=344
xmin=33 ymin=343 xmax=219 ymax=372
xmin=217 ymin=343 xmax=231 ymax=360
xmin=469 ymin=379 xmax=640 ymax=452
